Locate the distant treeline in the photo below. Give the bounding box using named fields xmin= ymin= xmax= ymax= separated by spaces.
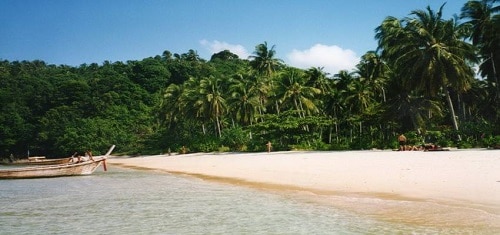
xmin=1 ymin=2 xmax=499 ymax=157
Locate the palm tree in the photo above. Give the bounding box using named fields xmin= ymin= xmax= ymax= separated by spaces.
xmin=461 ymin=0 xmax=500 ymax=99
xmin=333 ymin=70 xmax=355 ymax=92
xmin=345 ymin=78 xmax=376 ymax=115
xmin=244 ymin=70 xmax=271 ymax=120
xmin=330 ymin=70 xmax=355 ymax=120
xmin=248 ymin=42 xmax=283 ymax=77
xmin=249 ymin=42 xmax=285 ymax=115
xmin=273 ymin=68 xmax=321 ymax=118
xmin=355 ymin=51 xmax=389 ymax=102
xmin=227 ymin=73 xmax=260 ymax=126
xmin=460 ymin=78 xmax=492 ymax=120
xmin=179 ymin=77 xmax=207 ymax=134
xmin=161 ymin=83 xmax=185 ymax=127
xmin=305 ymin=67 xmax=331 ymax=95
xmin=384 ymin=77 xmax=444 ymax=131
xmin=198 ymin=75 xmax=227 ymax=138
xmin=345 ymin=76 xmax=381 ymax=138
xmin=376 ymin=4 xmax=478 ymax=137
xmin=461 ymin=1 xmax=500 ymax=130
xmin=304 ymin=67 xmax=333 ymax=118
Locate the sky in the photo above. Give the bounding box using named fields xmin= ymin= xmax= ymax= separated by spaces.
xmin=0 ymin=0 xmax=467 ymax=75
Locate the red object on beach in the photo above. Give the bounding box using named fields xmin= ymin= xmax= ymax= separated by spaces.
xmin=102 ymin=159 xmax=107 ymax=171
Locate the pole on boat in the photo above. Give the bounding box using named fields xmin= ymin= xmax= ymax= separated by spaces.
xmin=102 ymin=145 xmax=115 ymax=172
xmin=105 ymin=145 xmax=116 ymax=156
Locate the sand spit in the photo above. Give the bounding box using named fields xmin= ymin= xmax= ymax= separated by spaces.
xmin=108 ymin=150 xmax=499 ymax=210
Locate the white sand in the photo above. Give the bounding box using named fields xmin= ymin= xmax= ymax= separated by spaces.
xmin=107 ymin=149 xmax=500 ymax=214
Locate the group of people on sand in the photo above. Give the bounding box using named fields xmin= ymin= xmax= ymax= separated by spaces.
xmin=70 ymin=150 xmax=94 ymax=163
xmin=399 ymin=144 xmax=424 ymax=151
xmin=398 ymin=134 xmax=441 ymax=151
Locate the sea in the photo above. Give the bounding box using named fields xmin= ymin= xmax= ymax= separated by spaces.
xmin=0 ymin=166 xmax=498 ymax=234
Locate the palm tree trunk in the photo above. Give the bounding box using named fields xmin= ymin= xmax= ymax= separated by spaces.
xmin=445 ymin=89 xmax=461 ymax=141
xmin=462 ymin=99 xmax=466 ymax=121
xmin=293 ymin=99 xmax=302 ymax=118
xmin=491 ymin=52 xmax=500 ymax=100
xmin=297 ymin=99 xmax=310 ymax=131
xmin=328 ymin=126 xmax=332 ymax=144
xmin=216 ymin=116 xmax=222 ymax=138
xmin=258 ymin=97 xmax=265 ymax=122
xmin=359 ymin=121 xmax=362 ymax=136
xmin=335 ymin=122 xmax=339 ymax=143
xmin=382 ymin=87 xmax=387 ymax=102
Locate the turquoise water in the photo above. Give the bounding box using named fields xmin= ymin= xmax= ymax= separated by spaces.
xmin=0 ymin=167 xmax=497 ymax=234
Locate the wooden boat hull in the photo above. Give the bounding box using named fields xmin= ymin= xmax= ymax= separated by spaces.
xmin=10 ymin=158 xmax=72 ymax=165
xmin=0 ymin=157 xmax=106 ymax=179
xmin=0 ymin=145 xmax=114 ymax=179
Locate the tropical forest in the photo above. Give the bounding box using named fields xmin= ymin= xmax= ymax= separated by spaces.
xmin=1 ymin=1 xmax=499 ymax=158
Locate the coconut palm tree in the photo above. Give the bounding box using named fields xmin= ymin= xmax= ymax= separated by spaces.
xmin=248 ymin=42 xmax=283 ymax=77
xmin=274 ymin=68 xmax=321 ymax=119
xmin=161 ymin=83 xmax=185 ymax=127
xmin=248 ymin=42 xmax=285 ymax=115
xmin=227 ymin=73 xmax=260 ymax=126
xmin=333 ymin=70 xmax=355 ymax=92
xmin=330 ymin=69 xmax=356 ymax=122
xmin=242 ymin=69 xmax=272 ymax=120
xmin=461 ymin=0 xmax=500 ymax=98
xmin=304 ymin=67 xmax=333 ymax=127
xmin=460 ymin=78 xmax=492 ymax=120
xmin=345 ymin=78 xmax=376 ymax=115
xmin=355 ymin=51 xmax=389 ymax=102
xmin=179 ymin=77 xmax=209 ymax=134
xmin=375 ymin=4 xmax=478 ymax=137
xmin=198 ymin=76 xmax=227 ymax=137
xmin=305 ymin=67 xmax=331 ymax=95
xmin=384 ymin=77 xmax=444 ymax=131
xmin=461 ymin=0 xmax=500 ymax=128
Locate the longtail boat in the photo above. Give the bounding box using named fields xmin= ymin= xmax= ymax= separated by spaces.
xmin=8 ymin=157 xmax=72 ymax=165
xmin=0 ymin=145 xmax=115 ymax=179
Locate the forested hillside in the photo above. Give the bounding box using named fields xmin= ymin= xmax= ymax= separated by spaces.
xmin=1 ymin=2 xmax=499 ymax=158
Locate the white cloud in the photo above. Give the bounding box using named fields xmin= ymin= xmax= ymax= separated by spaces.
xmin=286 ymin=44 xmax=359 ymax=75
xmin=200 ymin=40 xmax=250 ymax=59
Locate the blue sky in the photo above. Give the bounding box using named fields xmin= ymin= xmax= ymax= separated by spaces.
xmin=0 ymin=0 xmax=466 ymax=74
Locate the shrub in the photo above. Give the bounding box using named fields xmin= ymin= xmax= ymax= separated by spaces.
xmin=217 ymin=145 xmax=230 ymax=153
xmin=220 ymin=127 xmax=249 ymax=151
xmin=484 ymin=135 xmax=500 ymax=148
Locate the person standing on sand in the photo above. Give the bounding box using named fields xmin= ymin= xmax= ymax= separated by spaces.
xmin=398 ymin=134 xmax=407 ymax=151
xmin=266 ymin=141 xmax=272 ymax=153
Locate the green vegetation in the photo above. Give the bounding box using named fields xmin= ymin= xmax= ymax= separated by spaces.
xmin=1 ymin=1 xmax=499 ymax=158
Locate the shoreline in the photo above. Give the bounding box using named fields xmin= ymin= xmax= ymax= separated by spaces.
xmin=106 ymin=149 xmax=500 ymax=227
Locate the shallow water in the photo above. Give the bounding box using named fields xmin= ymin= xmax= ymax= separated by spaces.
xmin=0 ymin=167 xmax=498 ymax=234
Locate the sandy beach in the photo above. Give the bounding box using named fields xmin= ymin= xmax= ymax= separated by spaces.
xmin=107 ymin=149 xmax=500 ymax=227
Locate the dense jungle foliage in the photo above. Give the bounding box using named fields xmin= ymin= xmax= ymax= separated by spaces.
xmin=1 ymin=1 xmax=499 ymax=158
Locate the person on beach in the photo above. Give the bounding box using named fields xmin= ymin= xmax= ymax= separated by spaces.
xmin=398 ymin=134 xmax=407 ymax=151
xmin=70 ymin=152 xmax=81 ymax=163
xmin=85 ymin=150 xmax=94 ymax=161
xmin=266 ymin=141 xmax=272 ymax=153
